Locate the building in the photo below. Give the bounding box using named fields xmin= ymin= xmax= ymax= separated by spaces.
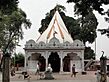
xmin=24 ymin=11 xmax=85 ymax=73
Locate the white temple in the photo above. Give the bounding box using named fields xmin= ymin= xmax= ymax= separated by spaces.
xmin=24 ymin=11 xmax=85 ymax=73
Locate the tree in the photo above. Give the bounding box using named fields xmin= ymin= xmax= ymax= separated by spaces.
xmin=0 ymin=0 xmax=18 ymax=14
xmin=12 ymin=53 xmax=24 ymax=67
xmin=67 ymin=0 xmax=109 ymax=37
xmin=67 ymin=0 xmax=109 ymax=16
xmin=78 ymin=10 xmax=98 ymax=45
xmin=0 ymin=1 xmax=31 ymax=82
xmin=0 ymin=8 xmax=31 ymax=82
xmin=84 ymin=47 xmax=95 ymax=59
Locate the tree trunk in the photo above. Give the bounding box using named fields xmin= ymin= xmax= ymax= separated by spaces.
xmin=2 ymin=56 xmax=10 ymax=82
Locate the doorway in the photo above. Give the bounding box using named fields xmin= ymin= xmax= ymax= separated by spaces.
xmin=38 ymin=56 xmax=46 ymax=71
xmin=48 ymin=52 xmax=60 ymax=72
xmin=63 ymin=55 xmax=70 ymax=72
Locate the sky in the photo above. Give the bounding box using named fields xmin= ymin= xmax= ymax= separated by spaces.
xmin=17 ymin=0 xmax=109 ymax=60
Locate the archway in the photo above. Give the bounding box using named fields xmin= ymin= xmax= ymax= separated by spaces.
xmin=38 ymin=56 xmax=46 ymax=71
xmin=63 ymin=55 xmax=70 ymax=72
xmin=48 ymin=52 xmax=60 ymax=72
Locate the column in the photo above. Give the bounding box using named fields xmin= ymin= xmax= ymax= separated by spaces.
xmin=24 ymin=51 xmax=27 ymax=71
xmin=25 ymin=52 xmax=31 ymax=71
xmin=70 ymin=60 xmax=73 ymax=73
xmin=81 ymin=50 xmax=84 ymax=72
xmin=60 ymin=58 xmax=63 ymax=72
xmin=45 ymin=58 xmax=48 ymax=70
xmin=45 ymin=51 xmax=49 ymax=70
xmin=59 ymin=51 xmax=63 ymax=73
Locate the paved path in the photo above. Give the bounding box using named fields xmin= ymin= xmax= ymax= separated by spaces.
xmin=0 ymin=71 xmax=109 ymax=82
xmin=9 ymin=80 xmax=92 ymax=82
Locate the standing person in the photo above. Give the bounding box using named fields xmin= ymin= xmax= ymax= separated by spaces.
xmin=100 ymin=70 xmax=105 ymax=82
xmin=71 ymin=64 xmax=76 ymax=77
xmin=35 ymin=63 xmax=40 ymax=75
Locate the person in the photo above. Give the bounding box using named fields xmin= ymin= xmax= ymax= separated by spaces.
xmin=23 ymin=72 xmax=30 ymax=79
xmin=46 ymin=64 xmax=52 ymax=72
xmin=44 ymin=63 xmax=54 ymax=79
xmin=96 ymin=68 xmax=101 ymax=82
xmin=71 ymin=64 xmax=76 ymax=77
xmin=35 ymin=63 xmax=40 ymax=75
xmin=11 ymin=65 xmax=15 ymax=76
xmin=100 ymin=70 xmax=105 ymax=82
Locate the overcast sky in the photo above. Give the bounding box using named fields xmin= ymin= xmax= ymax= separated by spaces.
xmin=17 ymin=0 xmax=109 ymax=60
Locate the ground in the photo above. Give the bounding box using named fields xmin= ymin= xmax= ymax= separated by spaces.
xmin=0 ymin=71 xmax=109 ymax=82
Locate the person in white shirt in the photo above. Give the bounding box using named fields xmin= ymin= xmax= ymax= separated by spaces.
xmin=46 ymin=64 xmax=52 ymax=72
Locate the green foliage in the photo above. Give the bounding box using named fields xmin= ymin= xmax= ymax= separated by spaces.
xmin=84 ymin=47 xmax=95 ymax=59
xmin=12 ymin=53 xmax=24 ymax=66
xmin=64 ymin=16 xmax=81 ymax=40
xmin=79 ymin=11 xmax=98 ymax=44
xmin=0 ymin=0 xmax=18 ymax=14
xmin=67 ymin=0 xmax=109 ymax=38
xmin=0 ymin=1 xmax=31 ymax=82
xmin=67 ymin=0 xmax=109 ymax=17
xmin=0 ymin=9 xmax=31 ymax=55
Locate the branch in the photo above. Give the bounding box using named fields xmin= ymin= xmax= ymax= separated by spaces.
xmin=3 ymin=31 xmax=16 ymax=55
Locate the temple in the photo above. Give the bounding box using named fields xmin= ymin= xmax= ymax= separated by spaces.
xmin=24 ymin=11 xmax=85 ymax=73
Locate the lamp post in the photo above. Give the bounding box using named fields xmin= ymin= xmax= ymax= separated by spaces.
xmin=100 ymin=51 xmax=107 ymax=82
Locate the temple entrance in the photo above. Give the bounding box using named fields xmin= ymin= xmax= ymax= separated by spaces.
xmin=38 ymin=56 xmax=46 ymax=71
xmin=63 ymin=55 xmax=70 ymax=72
xmin=48 ymin=52 xmax=60 ymax=72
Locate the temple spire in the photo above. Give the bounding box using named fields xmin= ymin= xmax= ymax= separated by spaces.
xmin=36 ymin=11 xmax=73 ymax=43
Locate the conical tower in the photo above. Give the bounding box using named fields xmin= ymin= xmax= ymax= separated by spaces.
xmin=36 ymin=11 xmax=73 ymax=43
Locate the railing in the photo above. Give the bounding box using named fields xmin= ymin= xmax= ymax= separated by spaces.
xmin=84 ymin=59 xmax=93 ymax=70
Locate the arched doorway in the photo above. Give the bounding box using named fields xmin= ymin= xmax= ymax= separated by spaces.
xmin=63 ymin=55 xmax=70 ymax=72
xmin=48 ymin=52 xmax=60 ymax=72
xmin=38 ymin=56 xmax=46 ymax=71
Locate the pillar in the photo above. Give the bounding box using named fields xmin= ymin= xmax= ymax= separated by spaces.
xmin=45 ymin=58 xmax=48 ymax=70
xmin=59 ymin=51 xmax=64 ymax=73
xmin=81 ymin=50 xmax=84 ymax=72
xmin=60 ymin=58 xmax=63 ymax=72
xmin=25 ymin=51 xmax=31 ymax=71
xmin=24 ymin=51 xmax=27 ymax=71
xmin=45 ymin=51 xmax=49 ymax=70
xmin=70 ymin=60 xmax=73 ymax=72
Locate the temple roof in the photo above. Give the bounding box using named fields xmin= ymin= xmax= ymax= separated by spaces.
xmin=36 ymin=11 xmax=73 ymax=43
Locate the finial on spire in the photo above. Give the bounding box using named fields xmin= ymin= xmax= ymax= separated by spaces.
xmin=53 ymin=31 xmax=58 ymax=37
